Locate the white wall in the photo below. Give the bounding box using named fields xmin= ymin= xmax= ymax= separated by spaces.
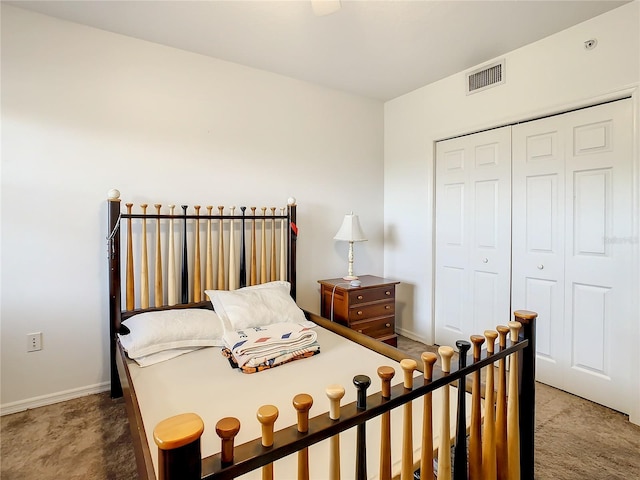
xmin=384 ymin=2 xmax=640 ymax=422
xmin=0 ymin=5 xmax=384 ymax=411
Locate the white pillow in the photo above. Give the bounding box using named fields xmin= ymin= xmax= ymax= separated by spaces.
xmin=205 ymin=281 xmax=307 ymax=331
xmin=128 ymin=347 xmax=203 ymax=367
xmin=118 ymin=308 xmax=224 ymax=360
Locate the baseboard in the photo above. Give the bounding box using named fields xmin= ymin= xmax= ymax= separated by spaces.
xmin=1 ymin=382 xmax=110 ymax=416
xmin=395 ymin=326 xmax=431 ymax=345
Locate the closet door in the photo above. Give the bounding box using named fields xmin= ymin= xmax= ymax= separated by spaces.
xmin=512 ymin=99 xmax=634 ymax=413
xmin=511 ymin=117 xmax=566 ymax=388
xmin=435 ymin=127 xmax=512 ymax=347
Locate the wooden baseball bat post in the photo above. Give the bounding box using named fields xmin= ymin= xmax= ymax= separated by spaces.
xmin=421 ymin=352 xmax=438 ymax=480
xmin=454 ymin=340 xmax=471 ymax=480
xmin=270 ymin=207 xmax=277 ymax=281
xmin=280 ymin=207 xmax=286 ymax=281
xmin=229 ymin=206 xmax=237 ymax=290
xmin=377 ymin=366 xmax=395 ymax=480
xmin=167 ymin=205 xmax=176 ymax=306
xmin=193 ymin=206 xmax=201 ymax=302
xmin=354 ymin=375 xmax=371 ymax=480
xmin=218 ymin=206 xmax=225 ymax=290
xmin=181 ymin=205 xmax=189 ymax=304
xmin=257 ymin=405 xmax=279 ymax=480
xmin=125 ymin=203 xmax=135 ymax=310
xmin=153 ymin=413 xmax=204 ymax=480
xmin=205 ymin=206 xmax=214 ymax=291
xmin=239 ymin=207 xmax=246 ymax=288
xmin=326 ymin=384 xmax=346 ymax=480
xmin=401 ymin=359 xmax=418 ymax=480
xmin=293 ymin=393 xmax=313 ymax=480
xmin=495 ymin=325 xmax=510 ymax=480
xmin=469 ymin=335 xmax=485 ymax=480
xmin=507 ymin=321 xmax=522 ymax=480
xmin=216 ymin=417 xmax=241 ymax=467
xmin=250 ymin=207 xmax=257 ymax=286
xmin=261 ymin=207 xmax=267 ymax=283
xmin=513 ymin=310 xmax=538 ymax=479
xmin=140 ymin=204 xmax=149 ymax=309
xmin=438 ymin=346 xmax=455 ymax=480
xmin=154 ymin=204 xmax=163 ymax=307
xmin=482 ymin=330 xmax=498 ymax=480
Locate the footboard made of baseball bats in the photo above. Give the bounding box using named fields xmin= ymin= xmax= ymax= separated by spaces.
xmin=150 ymin=311 xmax=536 ymax=480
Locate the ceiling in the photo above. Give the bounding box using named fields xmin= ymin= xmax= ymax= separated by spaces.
xmin=5 ymin=0 xmax=630 ymax=100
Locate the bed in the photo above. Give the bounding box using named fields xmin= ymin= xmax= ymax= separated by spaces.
xmin=106 ymin=190 xmax=536 ymax=480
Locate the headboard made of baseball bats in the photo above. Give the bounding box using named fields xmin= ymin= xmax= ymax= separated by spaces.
xmin=106 ymin=189 xmax=298 ymax=396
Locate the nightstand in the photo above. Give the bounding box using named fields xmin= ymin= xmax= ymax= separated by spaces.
xmin=318 ymin=275 xmax=400 ymax=347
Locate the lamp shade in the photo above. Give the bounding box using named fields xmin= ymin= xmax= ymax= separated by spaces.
xmin=333 ymin=214 xmax=367 ymax=242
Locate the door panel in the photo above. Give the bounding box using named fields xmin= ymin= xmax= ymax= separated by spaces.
xmin=573 ymin=169 xmax=610 ymax=256
xmin=440 ymin=266 xmax=465 ymax=333
xmin=571 ymin=283 xmax=610 ymax=374
xmin=512 ymin=119 xmax=566 ymax=387
xmin=474 ymin=180 xmax=498 ymax=248
xmin=525 ymin=174 xmax=557 ymax=253
xmin=513 ymin=98 xmax=633 ymax=413
xmin=562 ymin=100 xmax=633 ymax=413
xmin=442 ymin=183 xmax=465 ymax=245
xmin=435 ymin=127 xmax=511 ymax=347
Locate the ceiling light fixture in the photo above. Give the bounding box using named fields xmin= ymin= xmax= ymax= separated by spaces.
xmin=311 ymin=0 xmax=341 ymax=17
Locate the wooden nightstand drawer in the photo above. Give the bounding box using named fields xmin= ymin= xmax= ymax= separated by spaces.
xmin=351 ymin=316 xmax=395 ymax=338
xmin=318 ymin=275 xmax=400 ymax=345
xmin=348 ymin=286 xmax=395 ymax=305
xmin=348 ymin=301 xmax=394 ymax=321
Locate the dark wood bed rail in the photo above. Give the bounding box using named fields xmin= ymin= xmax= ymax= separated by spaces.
xmin=107 ymin=192 xmax=298 ymax=397
xmin=152 ymin=311 xmax=536 ymax=480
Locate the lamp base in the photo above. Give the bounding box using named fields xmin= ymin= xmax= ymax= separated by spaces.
xmin=342 ymin=275 xmax=359 ymax=281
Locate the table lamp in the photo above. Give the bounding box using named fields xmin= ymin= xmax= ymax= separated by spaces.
xmin=333 ymin=213 xmax=367 ymax=280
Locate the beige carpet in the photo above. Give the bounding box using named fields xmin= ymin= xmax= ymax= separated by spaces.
xmin=1 ymin=392 xmax=137 ymax=480
xmin=1 ymin=338 xmax=639 ymax=479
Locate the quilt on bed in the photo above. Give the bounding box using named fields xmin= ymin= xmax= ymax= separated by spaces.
xmin=221 ymin=321 xmax=320 ymax=372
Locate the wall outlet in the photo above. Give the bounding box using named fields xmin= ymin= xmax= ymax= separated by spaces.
xmin=27 ymin=332 xmax=42 ymax=352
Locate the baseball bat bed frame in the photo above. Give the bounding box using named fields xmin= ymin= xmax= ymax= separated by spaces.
xmin=107 ymin=192 xmax=536 ymax=480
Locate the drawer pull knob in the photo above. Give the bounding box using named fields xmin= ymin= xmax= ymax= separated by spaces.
xmin=385 ymin=291 xmax=391 ymax=296
xmin=385 ymin=323 xmax=391 ymax=328
xmin=483 ymin=258 xmax=489 ymax=263
xmin=357 ymin=295 xmax=363 ymax=300
xmin=357 ymin=311 xmax=363 ymax=316
xmin=358 ymin=330 xmax=363 ymax=333
xmin=537 ymin=264 xmax=544 ymax=270
xmin=385 ymin=305 xmax=391 ymax=310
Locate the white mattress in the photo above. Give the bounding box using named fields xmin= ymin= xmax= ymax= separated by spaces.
xmin=127 ymin=325 xmax=469 ymax=479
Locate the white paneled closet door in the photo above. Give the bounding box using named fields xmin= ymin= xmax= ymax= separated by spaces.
xmin=435 ymin=127 xmax=512 ymax=347
xmin=512 ymin=99 xmax=634 ymax=414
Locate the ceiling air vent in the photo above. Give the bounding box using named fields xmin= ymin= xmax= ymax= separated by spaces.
xmin=466 ymin=60 xmax=505 ymax=95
